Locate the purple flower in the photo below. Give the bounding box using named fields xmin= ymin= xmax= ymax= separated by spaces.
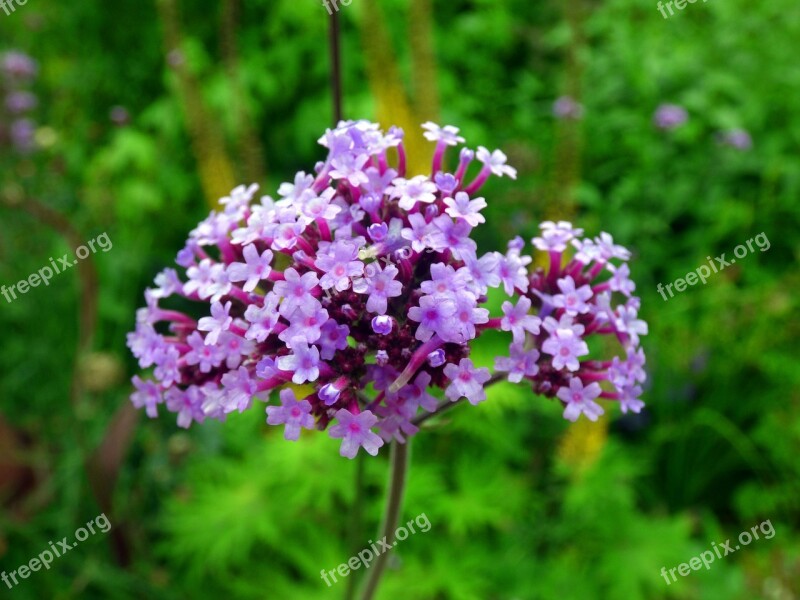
xmin=542 ymin=328 xmax=589 ymax=371
xmin=532 ymin=221 xmax=583 ymax=253
xmin=475 ymin=147 xmax=517 ymax=179
xmin=654 ymin=103 xmax=688 ymax=130
xmin=315 ymin=240 xmax=364 ymax=291
xmin=165 ymin=386 xmax=206 ymax=428
xmin=266 ymin=389 xmax=315 ymax=440
xmin=131 ymin=376 xmax=163 ymax=418
xmin=276 ymin=339 xmax=321 ymax=384
xmin=606 ymin=263 xmax=636 ymax=297
xmin=495 ymin=344 xmax=540 ymax=383
xmin=184 ymin=331 xmax=224 ymax=373
xmin=358 ymin=263 xmax=403 ymax=314
xmin=718 ymin=128 xmax=752 ymax=151
xmin=1 ymin=51 xmax=37 ymax=81
xmin=244 ymin=293 xmax=281 ymax=342
xmin=428 ymin=215 xmax=477 ymax=260
xmin=420 ymin=263 xmax=468 ymax=296
xmin=197 ymin=301 xmax=233 ymax=346
xmin=443 ymin=192 xmax=487 ymax=227
xmin=501 ymin=297 xmax=541 ymax=343
xmin=444 ymin=358 xmax=492 ymax=405
xmin=110 ymin=105 xmax=130 ymax=126
xmin=553 ymin=96 xmax=584 ymax=120
xmin=557 ymin=377 xmax=604 ymax=422
xmin=552 ymin=276 xmax=593 ymax=316
xmin=372 ymin=315 xmax=394 ymax=335
xmin=274 ymin=268 xmax=320 ymax=315
xmin=618 ymin=384 xmax=645 ymax=414
xmin=184 ymin=259 xmax=230 ymax=301
xmin=400 ymin=213 xmax=432 ymax=253
xmin=408 ymin=295 xmax=457 ymax=342
xmin=6 ymin=91 xmax=37 ymax=114
xmin=219 ymin=366 xmax=259 ymax=413
xmin=614 ymin=304 xmax=649 ymax=347
xmin=388 ymin=176 xmax=438 ymax=211
xmin=128 ymin=122 xmax=650 ymax=456
xmin=451 ymin=294 xmax=489 ymax=342
xmin=318 ymin=319 xmax=350 ymax=360
xmin=421 ymin=122 xmax=465 ymax=146
xmin=10 ymin=119 xmax=35 ymax=153
xmin=328 ymin=409 xmax=385 ymax=458
xmin=228 ymin=244 xmax=273 ymax=292
xmin=497 ymin=250 xmax=531 ymax=295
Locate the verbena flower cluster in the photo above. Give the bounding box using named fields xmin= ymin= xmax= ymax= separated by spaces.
xmin=128 ymin=121 xmax=648 ymax=458
xmin=1 ymin=50 xmax=39 ymax=154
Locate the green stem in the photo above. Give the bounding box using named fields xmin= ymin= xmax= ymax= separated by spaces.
xmin=344 ymin=452 xmax=366 ymax=600
xmin=359 ymin=440 xmax=410 ymax=600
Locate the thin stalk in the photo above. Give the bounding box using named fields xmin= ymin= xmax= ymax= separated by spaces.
xmin=359 ymin=440 xmax=410 ymax=600
xmin=343 ymin=452 xmax=366 ymax=600
xmin=329 ymin=8 xmax=343 ymax=123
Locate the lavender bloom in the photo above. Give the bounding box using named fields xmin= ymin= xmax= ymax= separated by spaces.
xmin=6 ymin=91 xmax=37 ymax=114
xmin=227 ymin=244 xmax=273 ymax=292
xmin=276 ymin=339 xmax=320 ymax=384
xmin=359 ymin=263 xmax=402 ymax=314
xmin=266 ymin=389 xmax=315 ymax=441
xmin=328 ymin=409 xmax=384 ymax=458
xmin=109 ymin=106 xmax=130 ymax=126
xmin=315 ymin=240 xmax=364 ymax=291
xmin=501 ymin=297 xmax=541 ymax=343
xmin=557 ymin=377 xmax=604 ymax=422
xmin=444 ymin=358 xmax=491 ymax=405
xmin=128 ymin=121 xmax=649 ymax=451
xmin=718 ymin=128 xmax=753 ymax=150
xmin=553 ymin=96 xmax=584 ymax=120
xmin=653 ymin=103 xmax=688 ymax=130
xmin=1 ymin=51 xmax=38 ymax=81
xmin=551 ymin=276 xmax=593 ymax=316
xmin=131 ymin=376 xmax=163 ymax=418
xmin=542 ymin=328 xmax=589 ymax=371
xmin=495 ymin=344 xmax=540 ymax=383
xmin=10 ymin=119 xmax=35 ymax=153
xmin=388 ymin=175 xmax=438 ymax=210
xmin=443 ymin=192 xmax=487 ymax=226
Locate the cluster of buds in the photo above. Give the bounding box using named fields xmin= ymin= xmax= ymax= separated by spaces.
xmin=0 ymin=50 xmax=38 ymax=154
xmin=128 ymin=121 xmax=648 ymax=458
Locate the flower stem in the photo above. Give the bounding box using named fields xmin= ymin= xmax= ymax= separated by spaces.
xmin=359 ymin=440 xmax=410 ymax=600
xmin=344 ymin=452 xmax=366 ymax=600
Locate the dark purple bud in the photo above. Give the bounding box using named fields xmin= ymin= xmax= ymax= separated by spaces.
xmin=372 ymin=315 xmax=393 ymax=335
xmin=341 ymin=304 xmax=358 ymax=320
xmin=427 ymin=348 xmax=446 ymax=367
xmin=109 ymin=105 xmax=130 ymax=126
xmin=368 ymin=222 xmax=389 ymax=242
xmin=425 ymin=205 xmax=439 ymax=220
xmin=434 ymin=172 xmax=459 ymax=195
xmin=319 ymin=382 xmax=342 ymax=406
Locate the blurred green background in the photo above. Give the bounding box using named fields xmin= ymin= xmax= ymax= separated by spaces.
xmin=1 ymin=0 xmax=798 ymax=598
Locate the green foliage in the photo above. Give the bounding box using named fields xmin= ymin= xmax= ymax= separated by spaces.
xmin=1 ymin=0 xmax=798 ymax=598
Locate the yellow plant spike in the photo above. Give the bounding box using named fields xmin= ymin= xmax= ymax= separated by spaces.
xmin=556 ymin=411 xmax=608 ymax=476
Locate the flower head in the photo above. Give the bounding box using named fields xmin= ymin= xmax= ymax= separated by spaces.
xmin=128 ymin=121 xmax=649 ymax=458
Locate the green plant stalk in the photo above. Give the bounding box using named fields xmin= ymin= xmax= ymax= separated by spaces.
xmin=359 ymin=439 xmax=410 ymax=600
